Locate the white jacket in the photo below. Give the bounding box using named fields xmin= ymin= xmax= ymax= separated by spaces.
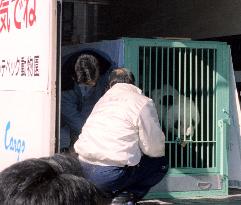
xmin=74 ymin=83 xmax=165 ymax=167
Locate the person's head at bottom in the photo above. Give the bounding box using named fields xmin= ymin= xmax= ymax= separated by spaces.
xmin=0 ymin=154 xmax=108 ymax=205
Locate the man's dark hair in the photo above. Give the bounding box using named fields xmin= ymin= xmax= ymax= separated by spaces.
xmin=0 ymin=154 xmax=108 ymax=205
xmin=108 ymin=68 xmax=135 ymax=88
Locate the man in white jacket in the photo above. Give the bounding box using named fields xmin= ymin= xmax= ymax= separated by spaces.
xmin=74 ymin=68 xmax=168 ymax=204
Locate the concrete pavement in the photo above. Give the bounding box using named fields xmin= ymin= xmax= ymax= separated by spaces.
xmin=138 ymin=189 xmax=241 ymax=205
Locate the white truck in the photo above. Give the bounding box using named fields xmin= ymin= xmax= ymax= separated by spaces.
xmin=0 ymin=0 xmax=60 ymax=170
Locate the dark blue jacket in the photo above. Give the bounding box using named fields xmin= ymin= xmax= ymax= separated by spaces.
xmin=61 ymin=49 xmax=114 ymax=138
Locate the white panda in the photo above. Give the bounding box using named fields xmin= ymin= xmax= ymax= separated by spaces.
xmin=152 ymin=85 xmax=200 ymax=147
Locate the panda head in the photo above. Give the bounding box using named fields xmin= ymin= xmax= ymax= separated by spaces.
xmin=152 ymin=85 xmax=200 ymax=145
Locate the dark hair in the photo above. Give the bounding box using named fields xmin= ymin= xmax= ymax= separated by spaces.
xmin=61 ymin=50 xmax=111 ymax=91
xmin=0 ymin=154 xmax=107 ymax=205
xmin=108 ymin=68 xmax=135 ymax=88
xmin=74 ymin=54 xmax=100 ymax=85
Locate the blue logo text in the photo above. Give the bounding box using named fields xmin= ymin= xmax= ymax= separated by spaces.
xmin=4 ymin=121 xmax=26 ymax=161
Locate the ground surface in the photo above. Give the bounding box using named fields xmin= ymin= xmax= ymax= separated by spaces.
xmin=137 ymin=189 xmax=241 ymax=205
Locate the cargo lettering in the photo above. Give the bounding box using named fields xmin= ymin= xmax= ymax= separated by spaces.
xmin=4 ymin=121 xmax=25 ymax=161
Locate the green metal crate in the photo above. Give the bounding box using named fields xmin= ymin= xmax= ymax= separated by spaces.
xmin=74 ymin=37 xmax=230 ymax=198
xmin=122 ymin=37 xmax=230 ymax=198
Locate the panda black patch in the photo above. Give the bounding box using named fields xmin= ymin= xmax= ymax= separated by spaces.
xmin=161 ymin=95 xmax=174 ymax=106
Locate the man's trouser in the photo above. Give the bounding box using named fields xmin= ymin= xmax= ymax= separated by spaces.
xmin=80 ymin=155 xmax=168 ymax=200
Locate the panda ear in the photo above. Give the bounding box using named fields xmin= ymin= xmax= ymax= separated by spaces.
xmin=161 ymin=95 xmax=174 ymax=106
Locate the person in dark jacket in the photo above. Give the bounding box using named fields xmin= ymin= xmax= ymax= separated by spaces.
xmin=60 ymin=50 xmax=113 ymax=151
